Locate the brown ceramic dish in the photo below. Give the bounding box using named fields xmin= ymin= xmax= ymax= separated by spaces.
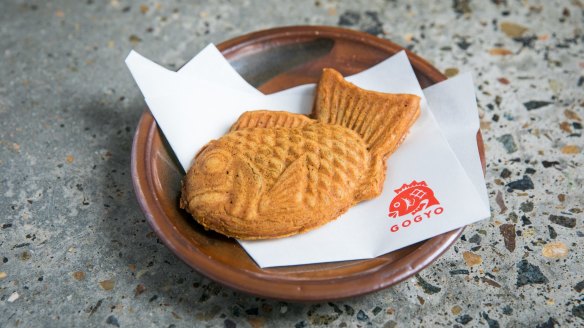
xmin=131 ymin=26 xmax=486 ymax=302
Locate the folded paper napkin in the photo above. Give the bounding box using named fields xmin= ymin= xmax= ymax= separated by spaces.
xmin=126 ymin=44 xmax=490 ymax=268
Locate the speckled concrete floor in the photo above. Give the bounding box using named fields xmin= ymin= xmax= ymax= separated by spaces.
xmin=1 ymin=1 xmax=583 ymax=327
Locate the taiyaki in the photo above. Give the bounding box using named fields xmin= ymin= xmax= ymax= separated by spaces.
xmin=180 ymin=68 xmax=421 ymax=239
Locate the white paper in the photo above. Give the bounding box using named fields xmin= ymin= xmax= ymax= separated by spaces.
xmin=178 ymin=44 xmax=263 ymax=96
xmin=126 ymin=45 xmax=490 ymax=268
xmin=422 ymin=73 xmax=489 ymax=207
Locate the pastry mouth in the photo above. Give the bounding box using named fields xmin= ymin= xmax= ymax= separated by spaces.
xmin=192 ymin=189 xmax=229 ymax=197
xmin=189 ymin=189 xmax=230 ymax=204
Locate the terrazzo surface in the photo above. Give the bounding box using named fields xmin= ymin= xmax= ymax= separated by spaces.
xmin=1 ymin=0 xmax=583 ymax=327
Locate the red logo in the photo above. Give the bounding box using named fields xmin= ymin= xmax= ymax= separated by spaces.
xmin=388 ymin=180 xmax=440 ymax=218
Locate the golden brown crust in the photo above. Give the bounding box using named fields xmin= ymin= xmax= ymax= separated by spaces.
xmin=180 ymin=69 xmax=420 ymax=240
xmin=313 ymin=68 xmax=420 ymax=201
xmin=230 ymin=110 xmax=314 ymax=131
xmin=181 ymin=122 xmax=368 ymax=239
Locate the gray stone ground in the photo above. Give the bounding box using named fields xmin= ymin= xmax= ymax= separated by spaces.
xmin=1 ymin=0 xmax=583 ymax=327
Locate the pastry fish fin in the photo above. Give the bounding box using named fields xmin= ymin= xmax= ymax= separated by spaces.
xmin=313 ymin=68 xmax=421 ymax=201
xmin=313 ymin=68 xmax=420 ymax=160
xmin=228 ymin=157 xmax=263 ymax=220
xmin=230 ymin=110 xmax=314 ymax=132
xmin=259 ymin=153 xmax=308 ymax=215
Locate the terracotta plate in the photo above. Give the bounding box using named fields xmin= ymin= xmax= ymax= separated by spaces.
xmin=131 ymin=26 xmax=485 ymax=302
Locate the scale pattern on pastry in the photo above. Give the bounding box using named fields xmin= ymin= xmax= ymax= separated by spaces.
xmin=180 ymin=68 xmax=421 ymax=239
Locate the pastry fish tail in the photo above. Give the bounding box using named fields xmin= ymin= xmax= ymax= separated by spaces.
xmin=313 ymin=68 xmax=421 ymax=201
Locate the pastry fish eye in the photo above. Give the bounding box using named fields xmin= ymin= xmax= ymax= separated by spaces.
xmin=201 ymin=152 xmax=229 ymax=174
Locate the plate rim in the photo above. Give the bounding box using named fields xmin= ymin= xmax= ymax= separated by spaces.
xmin=131 ymin=25 xmax=477 ymax=302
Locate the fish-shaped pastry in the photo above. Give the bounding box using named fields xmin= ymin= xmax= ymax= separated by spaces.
xmin=180 ymin=68 xmax=421 ymax=239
